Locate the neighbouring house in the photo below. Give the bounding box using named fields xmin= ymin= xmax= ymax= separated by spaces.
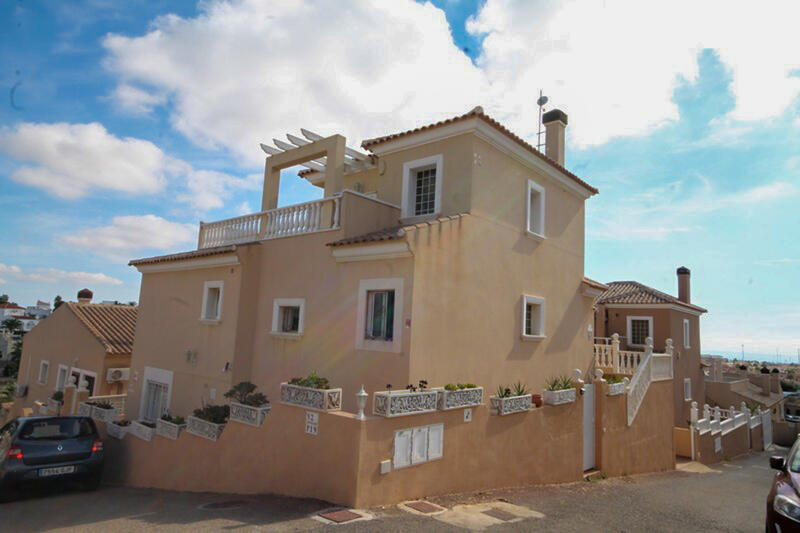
xmin=704 ymin=355 xmax=784 ymax=417
xmin=13 ymin=289 xmax=136 ymax=414
xmin=0 ymin=303 xmax=26 ymax=320
xmin=593 ymin=268 xmax=708 ymax=427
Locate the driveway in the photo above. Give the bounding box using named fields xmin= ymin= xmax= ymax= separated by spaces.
xmin=3 ymin=450 xmax=778 ymax=532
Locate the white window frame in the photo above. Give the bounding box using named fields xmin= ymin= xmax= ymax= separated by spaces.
xmin=526 ymin=179 xmax=546 ymax=240
xmin=271 ymin=298 xmax=305 ymax=338
xmin=38 ymin=360 xmax=49 ymax=385
xmin=138 ymin=366 xmax=173 ymax=422
xmin=626 ymin=315 xmax=653 ymax=347
xmin=200 ymin=280 xmax=224 ymax=322
xmin=683 ymin=378 xmax=692 ymax=401
xmin=55 ymin=364 xmax=69 ymax=391
xmin=393 ymin=423 xmax=444 ymax=469
xmin=521 ymin=295 xmax=546 ymax=341
xmin=401 ymin=154 xmax=443 ymax=220
xmin=683 ymin=319 xmax=690 ymax=349
xmin=355 ymin=278 xmax=404 ymax=353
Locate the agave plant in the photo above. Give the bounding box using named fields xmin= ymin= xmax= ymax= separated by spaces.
xmin=512 ymin=382 xmax=529 ymax=396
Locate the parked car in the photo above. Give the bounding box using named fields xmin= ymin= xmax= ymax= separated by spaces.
xmin=0 ymin=416 xmax=104 ymax=501
xmin=767 ymin=439 xmax=800 ymax=531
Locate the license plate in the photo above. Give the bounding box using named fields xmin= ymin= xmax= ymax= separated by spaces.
xmin=39 ymin=466 xmax=75 ymax=477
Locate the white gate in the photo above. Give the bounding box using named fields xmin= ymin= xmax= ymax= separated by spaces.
xmin=762 ymin=411 xmax=773 ymax=449
xmin=583 ymin=384 xmax=596 ymax=471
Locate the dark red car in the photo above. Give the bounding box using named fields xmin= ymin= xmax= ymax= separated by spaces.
xmin=767 ymin=441 xmax=800 ymax=532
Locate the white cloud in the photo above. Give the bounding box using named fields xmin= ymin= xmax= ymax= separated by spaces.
xmin=63 ymin=215 xmax=197 ymax=260
xmin=113 ymin=83 xmax=166 ymax=114
xmin=755 ymin=258 xmax=800 ymax=267
xmin=102 ymin=0 xmax=800 ymax=157
xmin=0 ymin=263 xmax=122 ymax=286
xmin=0 ymin=122 xmax=256 ymax=212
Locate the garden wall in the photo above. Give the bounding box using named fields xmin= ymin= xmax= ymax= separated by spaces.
xmin=721 ymin=423 xmax=750 ymax=460
xmin=674 ymin=427 xmax=692 ymax=458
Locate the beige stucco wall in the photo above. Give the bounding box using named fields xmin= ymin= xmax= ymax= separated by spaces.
xmin=720 ymin=424 xmax=750 ymax=460
xmin=16 ymin=305 xmax=123 ymax=409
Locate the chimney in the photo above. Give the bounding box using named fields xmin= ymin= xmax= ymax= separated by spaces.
xmin=677 ymin=266 xmax=690 ymax=304
xmin=77 ymin=288 xmax=93 ymax=304
xmin=542 ymin=109 xmax=568 ymax=166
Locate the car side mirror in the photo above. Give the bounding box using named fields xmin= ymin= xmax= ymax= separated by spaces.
xmin=770 ymin=456 xmax=786 ymax=471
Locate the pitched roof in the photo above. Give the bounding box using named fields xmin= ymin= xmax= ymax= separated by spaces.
xmin=129 ymin=244 xmax=239 ymax=266
xmin=582 ymin=277 xmax=609 ymax=292
xmin=598 ymin=281 xmax=707 ymax=313
xmin=66 ymin=302 xmax=138 ymax=355
xmin=327 ymin=214 xmax=468 ymax=247
xmin=0 ymin=303 xmax=24 ymax=310
xmin=360 ymin=106 xmax=598 ymax=196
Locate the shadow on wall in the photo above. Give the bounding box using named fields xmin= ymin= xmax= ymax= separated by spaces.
xmin=774 ymin=420 xmax=800 ymax=447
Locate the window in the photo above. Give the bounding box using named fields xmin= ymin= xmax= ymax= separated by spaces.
xmin=526 ymin=179 xmax=546 ymax=238
xmin=393 ymin=423 xmax=444 ymax=469
xmin=521 ymin=295 xmax=545 ymax=340
xmin=271 ymin=298 xmax=305 ymax=337
xmin=626 ymin=316 xmax=653 ymax=346
xmin=366 ymin=290 xmax=395 ymax=341
xmin=683 ymin=319 xmax=690 ymax=349
xmin=401 ymin=155 xmax=443 ymax=219
xmin=55 ymin=365 xmax=68 ymax=392
xmin=684 ymin=378 xmax=692 ymax=401
xmin=201 ymin=281 xmax=223 ymax=321
xmin=38 ymin=360 xmax=49 ymax=385
xmin=355 ymin=278 xmax=404 ymax=353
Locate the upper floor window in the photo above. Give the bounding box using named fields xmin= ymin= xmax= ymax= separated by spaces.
xmin=271 ymin=298 xmax=305 ymax=337
xmin=526 ymin=179 xmax=546 ymax=239
xmin=683 ymin=319 xmax=690 ymax=349
xmin=627 ymin=316 xmax=652 ymax=347
xmin=201 ymin=281 xmax=223 ymax=322
xmin=356 ymin=278 xmax=404 ymax=353
xmin=521 ymin=295 xmax=545 ymax=340
xmin=402 ymin=155 xmax=443 ymax=219
xmin=38 ymin=360 xmax=49 ymax=385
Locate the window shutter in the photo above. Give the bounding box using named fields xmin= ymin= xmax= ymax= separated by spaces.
xmin=393 ymin=429 xmax=412 ymax=468
xmin=427 ymin=423 xmax=444 ymax=460
xmin=411 ymin=427 xmax=429 ymax=464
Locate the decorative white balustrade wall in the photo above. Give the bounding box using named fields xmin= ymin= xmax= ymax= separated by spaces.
xmin=88 ymin=393 xmax=126 ymax=413
xmin=691 ymin=401 xmax=761 ymax=436
xmin=198 ymin=196 xmax=341 ymax=249
xmin=593 ymin=333 xmax=649 ymax=376
xmin=617 ymin=337 xmax=674 ymax=426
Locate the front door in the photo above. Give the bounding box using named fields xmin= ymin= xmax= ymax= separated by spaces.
xmin=142 ymin=381 xmax=169 ymax=422
xmin=583 ymin=383 xmax=596 ymax=471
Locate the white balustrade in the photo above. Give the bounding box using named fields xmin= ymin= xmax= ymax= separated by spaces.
xmin=625 ymin=338 xmax=654 ymax=426
xmin=199 ymin=212 xmax=263 ymax=249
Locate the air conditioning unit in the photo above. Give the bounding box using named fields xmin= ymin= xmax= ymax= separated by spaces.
xmin=106 ymin=368 xmax=130 ymax=382
xmin=14 ymin=383 xmax=27 ymax=398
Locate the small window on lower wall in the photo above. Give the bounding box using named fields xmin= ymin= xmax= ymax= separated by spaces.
xmin=393 ymin=423 xmax=444 ymax=469
xmin=38 ymin=360 xmax=50 ymax=385
xmin=521 ymin=295 xmax=545 ymax=340
xmin=271 ymin=298 xmax=305 ymax=337
xmin=683 ymin=378 xmax=692 ymax=401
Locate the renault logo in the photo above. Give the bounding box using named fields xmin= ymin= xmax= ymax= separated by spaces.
xmin=57 ymin=444 xmax=63 ymax=452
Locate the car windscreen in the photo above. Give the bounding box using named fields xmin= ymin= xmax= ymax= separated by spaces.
xmin=18 ymin=418 xmax=95 ymax=441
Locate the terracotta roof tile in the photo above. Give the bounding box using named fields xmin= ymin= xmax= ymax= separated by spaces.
xmin=598 ymin=281 xmax=707 ymax=313
xmin=360 ymin=107 xmax=598 ymax=196
xmin=66 ymin=302 xmax=137 ymax=355
xmin=327 ymin=214 xmax=468 ymax=247
xmin=129 ymin=245 xmax=239 ymax=266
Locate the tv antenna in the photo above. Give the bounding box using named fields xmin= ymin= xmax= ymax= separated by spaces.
xmin=536 ymin=89 xmax=548 ymax=152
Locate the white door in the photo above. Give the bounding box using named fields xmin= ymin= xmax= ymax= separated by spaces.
xmin=583 ymin=383 xmax=596 ymax=470
xmin=143 ymin=381 xmax=169 ymax=422
xmin=762 ymin=411 xmax=773 ymax=449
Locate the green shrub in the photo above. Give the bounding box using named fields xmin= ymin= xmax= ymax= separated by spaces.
xmin=139 ymin=420 xmax=156 ymax=429
xmin=605 ymin=375 xmax=624 ymax=385
xmin=192 ymin=404 xmax=230 ymax=424
xmin=161 ymin=413 xmax=186 ymax=425
xmin=444 ymin=383 xmax=458 ymax=392
xmin=224 ymin=381 xmax=269 ymax=407
xmin=288 ymin=371 xmax=330 ymax=390
xmin=545 ymin=376 xmax=574 ymax=391
xmin=446 ymin=383 xmax=478 ymax=391
xmin=51 ymin=390 xmax=64 ymax=403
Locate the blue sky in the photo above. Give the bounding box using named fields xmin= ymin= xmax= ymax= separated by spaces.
xmin=1 ymin=1 xmax=798 ymax=359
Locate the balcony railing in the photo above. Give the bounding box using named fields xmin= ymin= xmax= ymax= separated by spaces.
xmin=198 ymin=196 xmax=341 ymax=249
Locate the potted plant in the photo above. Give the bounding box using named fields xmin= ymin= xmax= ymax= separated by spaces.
xmin=130 ymin=419 xmax=157 ymax=441
xmin=489 ymin=382 xmax=532 ymax=415
xmin=77 ymin=400 xmax=93 ymax=417
xmin=226 ymin=381 xmax=271 ymax=427
xmin=374 ymin=381 xmax=440 ymax=417
xmin=605 ymin=375 xmax=627 ymax=396
xmin=47 ymin=391 xmax=64 ymax=413
xmin=107 ymin=419 xmax=130 ymax=439
xmin=280 ymin=372 xmax=342 ymax=412
xmin=532 ymin=393 xmax=543 ymax=408
xmin=439 ymin=383 xmax=483 ymax=410
xmin=543 ymin=376 xmax=577 ymax=405
xmin=91 ymin=401 xmax=121 ymax=423
xmin=156 ymin=414 xmax=187 ymax=440
xmin=187 ymin=404 xmax=230 ymax=441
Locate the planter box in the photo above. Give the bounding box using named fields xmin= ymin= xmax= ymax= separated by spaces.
xmin=47 ymin=398 xmax=62 ymax=413
xmin=438 ymin=387 xmax=484 ymax=410
xmin=607 ymin=382 xmax=626 ymax=396
xmin=156 ymin=418 xmax=186 ymax=440
xmin=230 ymin=402 xmax=271 ymax=427
xmin=130 ymin=420 xmax=156 ymax=441
xmin=91 ymin=405 xmax=121 ymax=423
xmin=543 ymin=388 xmax=577 ymax=405
xmin=280 ymin=383 xmax=342 ymax=412
xmin=374 ymin=389 xmax=440 ymax=417
xmin=106 ymin=422 xmax=128 ymax=440
xmin=489 ymin=394 xmax=532 ymax=415
xmin=77 ymin=402 xmax=92 ymax=417
xmin=186 ymin=416 xmax=226 ymax=442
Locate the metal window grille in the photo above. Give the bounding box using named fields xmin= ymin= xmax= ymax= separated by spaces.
xmin=366 ymin=290 xmax=395 ymax=340
xmin=631 ymin=319 xmax=649 ymax=345
xmin=414 ymin=168 xmax=436 ymax=216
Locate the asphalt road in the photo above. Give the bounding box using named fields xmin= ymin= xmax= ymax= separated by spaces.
xmin=2 ymin=450 xmax=779 ymax=532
